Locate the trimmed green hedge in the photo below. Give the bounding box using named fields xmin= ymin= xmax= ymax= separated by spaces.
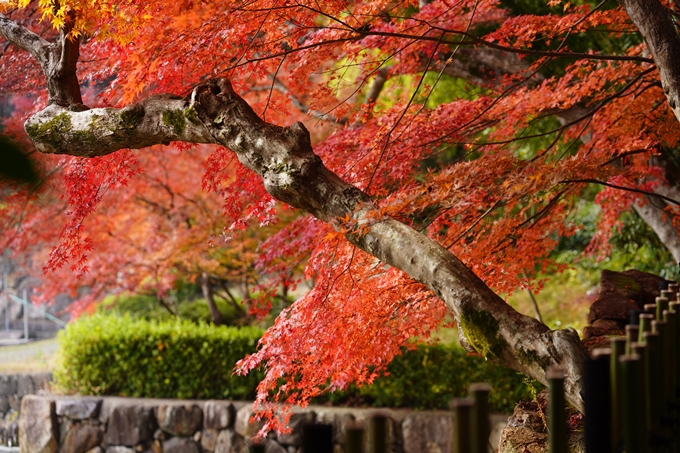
xmin=316 ymin=345 xmax=537 ymax=413
xmin=56 ymin=314 xmax=535 ymax=413
xmin=54 ymin=314 xmax=263 ymax=400
xmin=98 ymin=294 xmax=245 ymax=325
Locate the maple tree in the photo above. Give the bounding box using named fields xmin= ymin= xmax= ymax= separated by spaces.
xmin=0 ymin=139 xmax=301 ymax=322
xmin=1 ymin=0 xmax=680 ymax=425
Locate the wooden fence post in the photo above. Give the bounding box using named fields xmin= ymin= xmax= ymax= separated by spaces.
xmin=629 ymin=342 xmax=650 ymax=437
xmin=547 ymin=366 xmax=567 ymax=453
xmin=452 ymin=398 xmax=473 ymax=453
xmin=302 ymin=424 xmax=334 ymax=453
xmin=640 ymin=314 xmax=655 ymax=343
xmin=470 ymin=383 xmax=491 ymax=453
xmin=611 ymin=337 xmax=626 ymax=451
xmin=370 ymin=414 xmax=388 ymax=453
xmin=627 ymin=324 xmax=640 ymax=354
xmin=250 ymin=443 xmax=266 ymax=453
xmin=585 ymin=348 xmax=612 ymax=453
xmin=643 ymin=331 xmax=663 ymax=439
xmin=619 ymin=354 xmax=647 ymax=453
xmin=345 ymin=424 xmax=364 ymax=453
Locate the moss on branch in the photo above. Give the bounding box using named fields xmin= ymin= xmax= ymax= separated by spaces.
xmin=25 ymin=112 xmax=73 ymax=146
xmin=162 ymin=109 xmax=186 ymax=135
xmin=120 ymin=107 xmax=144 ymax=130
xmin=459 ymin=309 xmax=508 ymax=360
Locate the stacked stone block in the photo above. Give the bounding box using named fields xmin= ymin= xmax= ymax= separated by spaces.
xmin=0 ymin=373 xmax=52 ymax=447
xmin=18 ymin=396 xmax=470 ymax=453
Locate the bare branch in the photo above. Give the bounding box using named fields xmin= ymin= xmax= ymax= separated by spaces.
xmin=250 ymin=77 xmax=347 ymax=125
xmin=562 ymin=178 xmax=680 ymax=206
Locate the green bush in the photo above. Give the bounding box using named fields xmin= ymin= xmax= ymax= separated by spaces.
xmin=56 ymin=314 xmax=535 ymax=413
xmin=55 ymin=313 xmax=263 ymax=399
xmin=98 ymin=293 xmax=245 ymax=325
xmin=316 ymin=345 xmax=537 ymax=413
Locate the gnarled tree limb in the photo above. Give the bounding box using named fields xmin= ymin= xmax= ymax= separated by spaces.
xmin=0 ymin=10 xmax=591 ymax=410
xmin=26 ymin=97 xmax=215 ymax=156
xmin=24 ymin=76 xmax=589 ymax=411
xmin=619 ymin=0 xmax=680 ymax=123
xmin=0 ymin=12 xmax=83 ymax=106
xmin=633 ymin=153 xmax=680 ymax=262
xmin=16 ymin=0 xmax=680 ymax=415
xmin=0 ymin=13 xmax=51 ymax=64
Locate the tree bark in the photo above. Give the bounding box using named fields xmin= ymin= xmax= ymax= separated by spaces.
xmin=22 ymin=76 xmax=589 ymax=411
xmin=633 ymin=153 xmax=680 ymax=263
xmin=9 ymin=0 xmax=680 ymax=415
xmin=201 ymin=272 xmax=224 ymax=326
xmin=12 ymin=0 xmax=680 ymax=416
xmin=633 ymin=196 xmax=680 ymax=263
xmin=0 ymin=13 xmax=83 ymax=107
xmin=618 ymin=0 xmax=680 ymax=124
xmin=435 ymin=46 xmax=544 ymax=87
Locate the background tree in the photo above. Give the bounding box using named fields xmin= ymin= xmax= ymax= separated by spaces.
xmin=1 ymin=137 xmax=303 ymax=322
xmin=1 ymin=0 xmax=679 ymax=425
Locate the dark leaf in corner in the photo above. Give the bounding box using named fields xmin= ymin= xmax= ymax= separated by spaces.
xmin=0 ymin=137 xmax=37 ymax=184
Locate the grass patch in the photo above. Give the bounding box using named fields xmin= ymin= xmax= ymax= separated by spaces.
xmin=0 ymin=338 xmax=59 ymax=373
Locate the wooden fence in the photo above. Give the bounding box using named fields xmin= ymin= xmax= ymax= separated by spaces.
xmin=251 ymin=283 xmax=680 ymax=453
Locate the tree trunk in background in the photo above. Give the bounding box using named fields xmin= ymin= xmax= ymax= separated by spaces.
xmin=633 ymin=153 xmax=680 ymax=263
xmin=201 ymin=272 xmax=223 ymax=326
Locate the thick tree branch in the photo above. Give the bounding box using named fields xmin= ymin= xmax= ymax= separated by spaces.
xmin=613 ymin=1 xmax=680 ymax=259
xmin=25 ymin=78 xmax=588 ymax=411
xmin=436 ymin=46 xmax=544 ymax=87
xmin=364 ymin=67 xmax=389 ymax=104
xmin=0 ymin=13 xmax=83 ymax=106
xmin=201 ymin=272 xmax=224 ymax=326
xmin=632 ymin=153 xmax=680 ymax=262
xmin=47 ymin=11 xmax=83 ymax=107
xmin=25 ymin=96 xmax=215 ymax=156
xmin=619 ymin=0 xmax=680 ymax=123
xmin=0 ymin=13 xmax=51 ymax=65
xmin=633 ymin=196 xmax=680 ymax=262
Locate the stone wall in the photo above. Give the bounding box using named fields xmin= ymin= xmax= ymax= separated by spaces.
xmin=0 ymin=373 xmax=52 ymax=448
xmin=19 ymin=396 xmax=508 ymax=453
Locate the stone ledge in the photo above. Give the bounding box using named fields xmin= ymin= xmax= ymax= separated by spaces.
xmin=18 ymin=395 xmax=508 ymax=453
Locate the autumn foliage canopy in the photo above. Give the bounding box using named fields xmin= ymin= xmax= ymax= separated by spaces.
xmin=1 ymin=0 xmax=679 ymax=428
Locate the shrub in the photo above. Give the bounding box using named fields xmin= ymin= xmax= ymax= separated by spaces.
xmin=98 ymin=293 xmax=245 ymax=325
xmin=54 ymin=313 xmax=263 ymax=399
xmin=316 ymin=345 xmax=537 ymax=413
xmin=56 ymin=314 xmax=535 ymax=412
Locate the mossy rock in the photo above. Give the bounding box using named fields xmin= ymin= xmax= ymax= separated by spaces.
xmin=588 ymin=269 xmax=669 ymax=324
